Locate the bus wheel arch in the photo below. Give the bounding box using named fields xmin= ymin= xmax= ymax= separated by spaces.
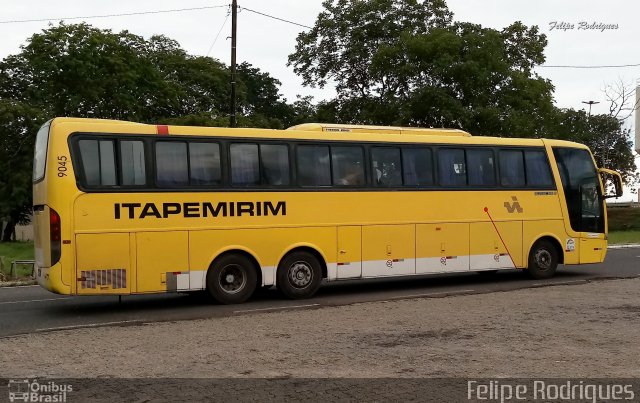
xmin=276 ymin=246 xmax=326 ymax=300
xmin=526 ymin=236 xmax=562 ymax=279
xmin=206 ymin=249 xmax=261 ymax=304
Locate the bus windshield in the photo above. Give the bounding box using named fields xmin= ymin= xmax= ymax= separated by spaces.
xmin=553 ymin=147 xmax=604 ymax=233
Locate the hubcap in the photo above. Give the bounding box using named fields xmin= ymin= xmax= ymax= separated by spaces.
xmin=534 ymin=249 xmax=552 ymax=270
xmin=289 ymin=261 xmax=313 ymax=288
xmin=218 ymin=264 xmax=246 ymax=294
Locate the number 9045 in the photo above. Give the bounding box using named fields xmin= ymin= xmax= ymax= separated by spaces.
xmin=57 ymin=155 xmax=68 ymax=177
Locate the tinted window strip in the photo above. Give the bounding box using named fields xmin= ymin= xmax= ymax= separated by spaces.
xmin=69 ymin=133 xmax=556 ymax=192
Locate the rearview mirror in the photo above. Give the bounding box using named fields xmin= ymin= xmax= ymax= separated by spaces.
xmin=598 ymin=168 xmax=623 ymax=199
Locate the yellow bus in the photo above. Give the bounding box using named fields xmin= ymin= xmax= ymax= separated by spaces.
xmin=32 ymin=118 xmax=623 ymax=304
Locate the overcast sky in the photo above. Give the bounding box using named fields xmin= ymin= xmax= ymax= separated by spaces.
xmin=1 ymin=0 xmax=639 ymax=197
xmin=2 ymin=0 xmax=638 ymax=112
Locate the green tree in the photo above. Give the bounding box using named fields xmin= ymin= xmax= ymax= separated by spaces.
xmin=0 ymin=23 xmax=232 ymax=122
xmin=0 ymin=100 xmax=47 ymax=241
xmin=0 ymin=23 xmax=294 ymax=126
xmin=288 ymin=0 xmax=555 ymax=136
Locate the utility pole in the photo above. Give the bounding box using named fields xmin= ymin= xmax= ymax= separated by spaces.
xmin=230 ymin=0 xmax=238 ymax=128
xmin=582 ymin=100 xmax=599 ymax=117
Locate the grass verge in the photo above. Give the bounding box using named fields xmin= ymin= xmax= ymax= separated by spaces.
xmin=0 ymin=241 xmax=35 ymax=280
xmin=608 ymin=231 xmax=640 ymax=245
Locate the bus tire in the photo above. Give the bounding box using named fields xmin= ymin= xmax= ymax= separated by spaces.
xmin=206 ymin=254 xmax=257 ymax=304
xmin=526 ymin=240 xmax=558 ymax=279
xmin=277 ymin=251 xmax=322 ymax=299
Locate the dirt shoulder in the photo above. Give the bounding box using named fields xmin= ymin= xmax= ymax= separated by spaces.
xmin=1 ymin=278 xmax=639 ymax=378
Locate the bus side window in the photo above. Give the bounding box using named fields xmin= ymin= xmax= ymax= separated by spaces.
xmin=438 ymin=148 xmax=466 ymax=187
xmin=297 ymin=145 xmax=331 ymax=187
xmin=156 ymin=141 xmax=189 ymax=187
xmin=78 ymin=139 xmax=117 ymax=186
xmin=120 ymin=140 xmax=146 ymax=186
xmin=189 ymin=142 xmax=221 ymax=186
xmin=260 ymin=144 xmax=290 ymax=186
xmin=230 ymin=143 xmax=260 ymax=187
xmin=371 ymin=147 xmax=402 ymax=186
xmin=524 ymin=150 xmax=553 ymax=187
xmin=467 ymin=148 xmax=495 ymax=186
xmin=331 ymin=146 xmax=365 ymax=186
xmin=403 ymin=148 xmax=433 ymax=186
xmin=499 ymin=150 xmax=525 ymax=187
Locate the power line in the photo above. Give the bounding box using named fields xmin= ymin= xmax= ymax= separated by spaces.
xmin=539 ymin=62 xmax=640 ymax=69
xmin=206 ymin=7 xmax=231 ymax=56
xmin=0 ymin=5 xmax=228 ymax=24
xmin=240 ymin=6 xmax=311 ymax=29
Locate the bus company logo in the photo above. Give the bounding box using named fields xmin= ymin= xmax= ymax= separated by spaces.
xmin=504 ymin=196 xmax=523 ymax=213
xmin=7 ymin=379 xmax=73 ymax=402
xmin=114 ymin=201 xmax=286 ymax=219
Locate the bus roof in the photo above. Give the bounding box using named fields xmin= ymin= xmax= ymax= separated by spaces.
xmin=287 ymin=123 xmax=471 ymax=137
xmin=46 ymin=117 xmax=589 ymax=150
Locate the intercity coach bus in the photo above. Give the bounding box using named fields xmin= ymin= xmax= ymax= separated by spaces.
xmin=32 ymin=118 xmax=623 ymax=304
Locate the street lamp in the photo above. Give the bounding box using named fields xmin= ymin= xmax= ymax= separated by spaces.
xmin=582 ymin=100 xmax=600 ymax=117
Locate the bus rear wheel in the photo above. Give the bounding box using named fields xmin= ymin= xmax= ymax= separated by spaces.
xmin=206 ymin=254 xmax=257 ymax=304
xmin=526 ymin=240 xmax=558 ymax=280
xmin=277 ymin=251 xmax=322 ymax=299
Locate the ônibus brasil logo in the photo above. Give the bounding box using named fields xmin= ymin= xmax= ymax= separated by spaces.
xmin=7 ymin=379 xmax=72 ymax=402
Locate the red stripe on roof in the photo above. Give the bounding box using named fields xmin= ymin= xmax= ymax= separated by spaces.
xmin=156 ymin=125 xmax=169 ymax=135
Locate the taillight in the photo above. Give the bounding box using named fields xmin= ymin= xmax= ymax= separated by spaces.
xmin=50 ymin=208 xmax=61 ymax=265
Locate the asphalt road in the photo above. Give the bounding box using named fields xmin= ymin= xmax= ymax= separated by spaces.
xmin=1 ymin=247 xmax=638 ymax=338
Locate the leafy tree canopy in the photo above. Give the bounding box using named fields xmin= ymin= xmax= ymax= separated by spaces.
xmin=289 ymin=0 xmax=554 ymax=136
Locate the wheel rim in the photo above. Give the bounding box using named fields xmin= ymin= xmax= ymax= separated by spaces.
xmin=534 ymin=249 xmax=552 ymax=271
xmin=218 ymin=264 xmax=247 ymax=294
xmin=288 ymin=261 xmax=313 ymax=289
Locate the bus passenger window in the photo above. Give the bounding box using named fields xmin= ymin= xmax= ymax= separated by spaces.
xmin=260 ymin=144 xmax=290 ymax=186
xmin=403 ymin=148 xmax=433 ymax=186
xmin=189 ymin=142 xmax=221 ymax=186
xmin=78 ymin=139 xmax=117 ymax=186
xmin=120 ymin=140 xmax=146 ymax=186
xmin=297 ymin=145 xmax=331 ymax=186
xmin=499 ymin=150 xmax=525 ymax=187
xmin=156 ymin=142 xmax=189 ymax=187
xmin=332 ymin=146 xmax=365 ymax=186
xmin=467 ymin=149 xmax=495 ymax=186
xmin=438 ymin=149 xmax=466 ymax=186
xmin=371 ymin=147 xmax=402 ymax=186
xmin=230 ymin=143 xmax=260 ymax=186
xmin=524 ymin=150 xmax=553 ymax=187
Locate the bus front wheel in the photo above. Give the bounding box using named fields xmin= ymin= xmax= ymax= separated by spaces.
xmin=206 ymin=254 xmax=257 ymax=304
xmin=526 ymin=240 xmax=558 ymax=280
xmin=277 ymin=251 xmax=323 ymax=299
